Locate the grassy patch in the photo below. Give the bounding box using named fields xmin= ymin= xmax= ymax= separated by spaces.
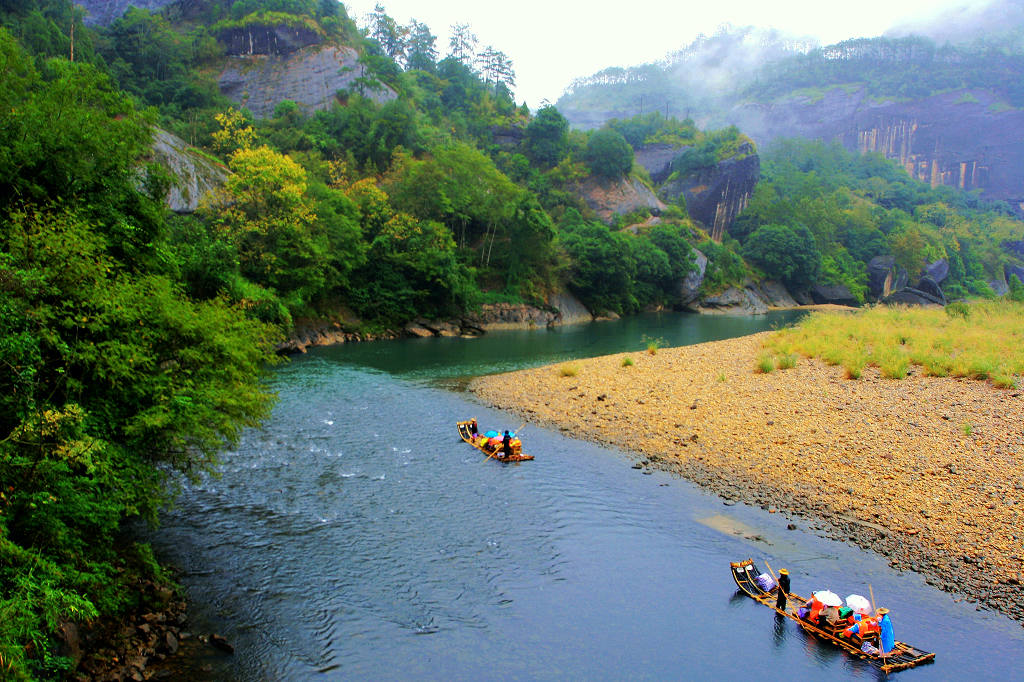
xmin=621 ymin=357 xmax=634 ymax=367
xmin=558 ymin=363 xmax=580 ymax=377
xmin=764 ymin=301 xmax=1024 ymax=388
xmin=777 ymin=353 xmax=798 ymax=370
xmin=755 ymin=352 xmax=776 ymax=374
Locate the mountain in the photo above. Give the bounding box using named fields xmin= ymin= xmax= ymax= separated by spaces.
xmin=557 ymin=21 xmax=1024 ymax=212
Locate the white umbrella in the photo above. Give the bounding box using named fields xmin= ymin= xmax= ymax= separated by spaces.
xmin=813 ymin=590 xmax=843 ymax=607
xmin=846 ymin=594 xmax=871 ymax=614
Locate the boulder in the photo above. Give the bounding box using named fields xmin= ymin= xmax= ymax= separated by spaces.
xmin=883 ymin=287 xmax=946 ymax=306
xmin=549 ymin=291 xmax=593 ymax=325
xmin=757 ymin=280 xmax=798 ymax=308
xmin=577 ymin=176 xmax=666 ymax=224
xmin=923 ymin=258 xmax=950 ymax=284
xmin=698 ymin=285 xmax=770 ymax=314
xmin=678 ymin=248 xmax=708 ymax=306
xmin=403 ymin=324 xmax=433 ymax=338
xmin=810 ymin=283 xmax=859 ymax=307
xmin=914 ymin=275 xmax=947 ymax=304
xmin=867 ymin=255 xmax=908 ymax=300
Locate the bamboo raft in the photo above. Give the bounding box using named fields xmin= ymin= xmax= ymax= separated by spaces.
xmin=730 ymin=559 xmax=936 ymax=673
xmin=457 ymin=420 xmax=534 ymax=462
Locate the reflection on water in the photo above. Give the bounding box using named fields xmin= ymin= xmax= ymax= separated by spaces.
xmin=149 ymin=312 xmax=1024 ymax=680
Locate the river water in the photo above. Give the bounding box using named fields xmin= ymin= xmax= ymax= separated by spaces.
xmin=150 ymin=312 xmax=1023 ymax=680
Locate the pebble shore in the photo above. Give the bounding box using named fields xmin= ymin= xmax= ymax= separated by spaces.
xmin=470 ymin=332 xmax=1024 ymax=625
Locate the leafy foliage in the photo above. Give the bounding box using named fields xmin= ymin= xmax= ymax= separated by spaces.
xmin=583 ymin=128 xmax=634 ymax=179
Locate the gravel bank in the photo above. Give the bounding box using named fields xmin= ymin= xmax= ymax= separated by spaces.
xmin=470 ymin=332 xmax=1024 ymax=625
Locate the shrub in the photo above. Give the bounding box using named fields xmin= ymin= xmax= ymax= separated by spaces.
xmin=755 ymin=353 xmax=776 ymax=373
xmin=621 ymin=357 xmax=635 ymax=367
xmin=559 ymin=363 xmax=580 ymax=377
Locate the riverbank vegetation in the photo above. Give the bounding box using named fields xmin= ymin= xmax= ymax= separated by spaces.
xmin=4 ymin=0 xmax=1024 ymax=676
xmin=764 ymin=301 xmax=1024 ymax=387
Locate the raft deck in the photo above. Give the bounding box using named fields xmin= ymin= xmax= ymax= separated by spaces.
xmin=457 ymin=420 xmax=534 ymax=462
xmin=730 ymin=559 xmax=935 ymax=673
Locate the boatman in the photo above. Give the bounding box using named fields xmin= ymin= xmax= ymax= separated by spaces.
xmin=776 ymin=568 xmax=790 ymax=609
xmin=876 ymin=608 xmax=895 ymax=656
xmin=502 ymin=430 xmax=512 ymax=459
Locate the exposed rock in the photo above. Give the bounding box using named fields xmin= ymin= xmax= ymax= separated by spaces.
xmin=577 ymin=176 xmax=666 ymax=224
xmin=678 ymin=249 xmax=708 ymax=306
xmin=810 ymin=283 xmax=859 ymax=307
xmin=468 ymin=303 xmax=561 ymax=330
xmin=660 ymin=145 xmax=760 ymax=240
xmin=634 ymin=143 xmax=686 ymax=184
xmin=757 ymin=280 xmax=797 ymax=308
xmin=924 ymin=258 xmax=950 ymax=284
xmin=697 ymin=284 xmax=770 ymax=314
xmin=148 ymin=128 xmax=229 ymax=213
xmin=989 ymin=279 xmax=1010 ymax=297
xmin=867 ymin=255 xmax=908 ymax=300
xmin=218 ymin=25 xmax=322 ymax=56
xmin=404 ymin=323 xmax=433 ymax=338
xmin=218 ymin=45 xmax=397 ymax=119
xmin=548 ymin=291 xmax=593 ymax=325
xmin=1002 ymin=240 xmax=1024 ymax=261
xmin=1005 ymin=263 xmax=1024 ymax=287
xmin=914 ymin=275 xmax=947 ymax=304
xmin=731 ymin=86 xmax=1024 ymax=212
xmin=883 ymin=287 xmax=946 ymax=306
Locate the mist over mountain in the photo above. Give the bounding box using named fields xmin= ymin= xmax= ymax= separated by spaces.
xmin=885 ymin=0 xmax=1024 ymax=46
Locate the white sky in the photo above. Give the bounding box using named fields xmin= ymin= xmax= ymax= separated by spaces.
xmin=343 ymin=0 xmax=988 ymax=108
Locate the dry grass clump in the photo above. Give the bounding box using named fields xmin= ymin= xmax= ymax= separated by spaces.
xmin=558 ymin=363 xmax=580 ymax=377
xmin=765 ymin=300 xmax=1024 ymax=387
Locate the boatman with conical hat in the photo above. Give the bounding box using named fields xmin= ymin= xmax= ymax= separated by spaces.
xmin=776 ymin=568 xmax=790 ymax=609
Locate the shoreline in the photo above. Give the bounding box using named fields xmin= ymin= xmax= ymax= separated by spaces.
xmin=470 ymin=332 xmax=1024 ymax=626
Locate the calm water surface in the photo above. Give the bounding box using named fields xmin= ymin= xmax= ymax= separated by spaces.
xmin=150 ymin=312 xmax=1023 ymax=680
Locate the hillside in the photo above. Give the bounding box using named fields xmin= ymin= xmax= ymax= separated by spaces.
xmin=557 ymin=26 xmax=1024 ymax=211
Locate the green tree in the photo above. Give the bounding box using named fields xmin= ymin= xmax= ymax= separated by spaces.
xmin=741 ymin=223 xmax=821 ymax=289
xmin=525 ymin=105 xmax=569 ymax=168
xmin=583 ymin=128 xmax=634 ymax=179
xmin=558 ymin=218 xmax=637 ymax=314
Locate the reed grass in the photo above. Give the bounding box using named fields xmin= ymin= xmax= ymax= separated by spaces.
xmin=755 ymin=352 xmax=776 ymax=373
xmin=764 ymin=300 xmax=1024 ymax=387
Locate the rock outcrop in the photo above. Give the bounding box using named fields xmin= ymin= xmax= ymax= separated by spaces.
xmin=678 ymin=249 xmax=708 ymax=306
xmin=219 ymin=45 xmax=397 ymax=119
xmin=732 ymin=87 xmax=1024 ymax=211
xmin=659 ymin=144 xmax=760 ymax=241
xmin=217 ymin=24 xmax=322 ymax=56
xmin=148 ymin=128 xmax=229 ymax=213
xmin=576 ymin=176 xmax=666 ymax=224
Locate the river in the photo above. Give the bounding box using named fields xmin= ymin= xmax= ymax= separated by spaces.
xmin=149 ymin=311 xmax=1023 ymax=680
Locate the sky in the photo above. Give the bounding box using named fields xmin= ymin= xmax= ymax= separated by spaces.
xmin=343 ymin=0 xmax=994 ymax=108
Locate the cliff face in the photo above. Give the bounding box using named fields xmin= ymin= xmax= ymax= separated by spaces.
xmin=733 ymin=87 xmax=1024 ymax=211
xmin=638 ymin=143 xmax=760 ymax=241
xmin=218 ymin=44 xmax=397 ymax=119
xmin=217 ymin=25 xmax=322 ymax=56
xmin=148 ymin=128 xmax=228 ymax=213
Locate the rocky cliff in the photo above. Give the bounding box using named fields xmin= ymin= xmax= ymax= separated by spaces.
xmin=732 ymin=87 xmax=1024 ymax=211
xmin=148 ymin=128 xmax=228 ymax=213
xmin=218 ymin=44 xmax=396 ymax=119
xmin=576 ymin=175 xmax=666 ymax=224
xmin=634 ymin=143 xmax=760 ymax=240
